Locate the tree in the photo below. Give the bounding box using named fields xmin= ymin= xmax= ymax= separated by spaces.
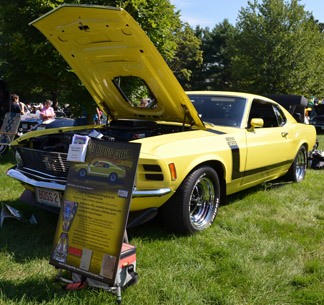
xmin=0 ymin=0 xmax=183 ymax=118
xmin=168 ymin=23 xmax=203 ymax=90
xmin=0 ymin=0 xmax=71 ymax=104
xmin=189 ymin=20 xmax=237 ymax=91
xmin=230 ymin=0 xmax=324 ymax=96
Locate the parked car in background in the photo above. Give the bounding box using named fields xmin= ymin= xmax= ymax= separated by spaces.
xmin=263 ymin=95 xmax=309 ymax=124
xmin=19 ymin=113 xmax=42 ymax=134
xmin=309 ymin=104 xmax=324 ymax=132
xmin=54 ymin=111 xmax=67 ymax=118
xmin=29 ymin=117 xmax=89 ymax=132
xmin=6 ymin=5 xmax=317 ymax=234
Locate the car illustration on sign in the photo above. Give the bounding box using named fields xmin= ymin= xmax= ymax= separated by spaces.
xmin=7 ymin=5 xmax=317 ymax=234
xmin=74 ymin=159 xmax=126 ymax=182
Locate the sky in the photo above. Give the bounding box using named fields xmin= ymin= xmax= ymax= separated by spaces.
xmin=170 ymin=0 xmax=324 ymax=28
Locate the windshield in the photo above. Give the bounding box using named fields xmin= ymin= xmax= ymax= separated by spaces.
xmin=188 ymin=94 xmax=247 ymax=127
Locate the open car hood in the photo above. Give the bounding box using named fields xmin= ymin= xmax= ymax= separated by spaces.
xmin=30 ymin=4 xmax=205 ymax=129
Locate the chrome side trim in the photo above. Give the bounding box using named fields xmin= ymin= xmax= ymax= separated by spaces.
xmin=132 ymin=188 xmax=172 ymax=197
xmin=7 ymin=168 xmax=172 ymax=197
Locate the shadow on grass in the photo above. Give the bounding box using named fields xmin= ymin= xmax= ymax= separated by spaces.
xmin=0 ymin=276 xmax=67 ymax=303
xmin=128 ymin=177 xmax=294 ymax=240
xmin=1 ymin=275 xmax=119 ymax=304
xmin=223 ymin=175 xmax=294 ymax=205
xmin=0 ymin=149 xmax=15 ymax=164
xmin=0 ymin=199 xmax=58 ymax=262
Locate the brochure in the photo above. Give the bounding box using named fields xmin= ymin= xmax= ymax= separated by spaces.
xmin=67 ymin=135 xmax=90 ymax=162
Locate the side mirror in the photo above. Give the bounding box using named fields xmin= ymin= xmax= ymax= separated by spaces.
xmin=249 ymin=118 xmax=264 ymax=131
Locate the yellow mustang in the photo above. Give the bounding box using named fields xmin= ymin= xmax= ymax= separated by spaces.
xmin=7 ymin=5 xmax=316 ymax=234
xmin=73 ymin=159 xmax=126 ymax=182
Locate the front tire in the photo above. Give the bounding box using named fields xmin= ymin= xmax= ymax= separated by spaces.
xmin=286 ymin=145 xmax=307 ymax=182
xmin=161 ymin=166 xmax=220 ymax=235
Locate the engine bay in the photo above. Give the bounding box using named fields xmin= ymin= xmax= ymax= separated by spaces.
xmin=19 ymin=120 xmax=191 ymax=153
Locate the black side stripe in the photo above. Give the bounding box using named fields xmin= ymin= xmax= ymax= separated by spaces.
xmin=243 ymin=160 xmax=293 ymax=178
xmin=229 ymin=143 xmax=293 ymax=180
xmin=231 ymin=145 xmax=244 ymax=180
xmin=206 ymin=129 xmax=226 ymax=135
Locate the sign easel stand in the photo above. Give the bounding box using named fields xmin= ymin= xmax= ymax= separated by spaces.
xmin=54 ymin=231 xmax=137 ymax=304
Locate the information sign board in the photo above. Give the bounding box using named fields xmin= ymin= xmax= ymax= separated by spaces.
xmin=50 ymin=139 xmax=141 ymax=284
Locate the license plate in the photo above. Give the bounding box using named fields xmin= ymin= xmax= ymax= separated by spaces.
xmin=35 ymin=188 xmax=61 ymax=208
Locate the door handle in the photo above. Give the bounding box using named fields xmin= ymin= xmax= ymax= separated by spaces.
xmin=281 ymin=132 xmax=288 ymax=137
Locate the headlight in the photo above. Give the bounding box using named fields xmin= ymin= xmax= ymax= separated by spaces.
xmin=15 ymin=150 xmax=23 ymax=167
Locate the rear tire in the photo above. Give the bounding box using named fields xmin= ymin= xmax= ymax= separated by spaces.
xmin=109 ymin=172 xmax=118 ymax=182
xmin=160 ymin=166 xmax=220 ymax=235
xmin=285 ymin=145 xmax=307 ymax=182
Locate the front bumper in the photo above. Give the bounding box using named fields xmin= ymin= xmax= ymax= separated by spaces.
xmin=7 ymin=168 xmax=172 ymax=198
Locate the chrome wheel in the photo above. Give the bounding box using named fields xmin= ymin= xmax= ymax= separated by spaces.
xmin=285 ymin=145 xmax=307 ymax=182
xmin=160 ymin=165 xmax=220 ymax=234
xmin=295 ymin=147 xmax=306 ymax=182
xmin=189 ymin=174 xmax=217 ymax=229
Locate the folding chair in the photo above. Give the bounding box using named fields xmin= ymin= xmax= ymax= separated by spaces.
xmin=0 ymin=112 xmax=21 ymax=156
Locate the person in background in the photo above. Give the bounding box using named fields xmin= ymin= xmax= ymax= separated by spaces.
xmin=35 ymin=103 xmax=43 ymax=117
xmin=94 ymin=107 xmax=102 ymax=124
xmin=139 ymin=98 xmax=148 ymax=108
xmin=40 ymin=100 xmax=55 ymax=121
xmin=10 ymin=94 xmax=24 ymax=115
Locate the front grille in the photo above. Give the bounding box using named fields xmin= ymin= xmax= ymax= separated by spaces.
xmin=143 ymin=164 xmax=162 ymax=172
xmin=145 ymin=174 xmax=164 ymax=181
xmin=142 ymin=164 xmax=164 ymax=181
xmin=18 ymin=147 xmax=71 ymax=179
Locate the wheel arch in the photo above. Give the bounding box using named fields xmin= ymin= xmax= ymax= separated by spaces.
xmin=299 ymin=141 xmax=308 ymax=152
xmin=294 ymin=141 xmax=309 ymax=158
xmin=180 ymin=159 xmax=227 ymax=206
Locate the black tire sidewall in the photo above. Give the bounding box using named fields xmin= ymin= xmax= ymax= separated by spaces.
xmin=168 ymin=166 xmax=220 ymax=234
xmin=289 ymin=145 xmax=307 ymax=182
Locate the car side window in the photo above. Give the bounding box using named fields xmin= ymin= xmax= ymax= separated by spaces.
xmin=273 ymin=105 xmax=287 ymax=127
xmin=95 ymin=161 xmax=106 ymax=168
xmin=248 ymin=100 xmax=279 ymax=128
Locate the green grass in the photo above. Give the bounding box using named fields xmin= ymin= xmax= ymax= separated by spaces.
xmin=1 ymin=136 xmax=324 ymax=304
